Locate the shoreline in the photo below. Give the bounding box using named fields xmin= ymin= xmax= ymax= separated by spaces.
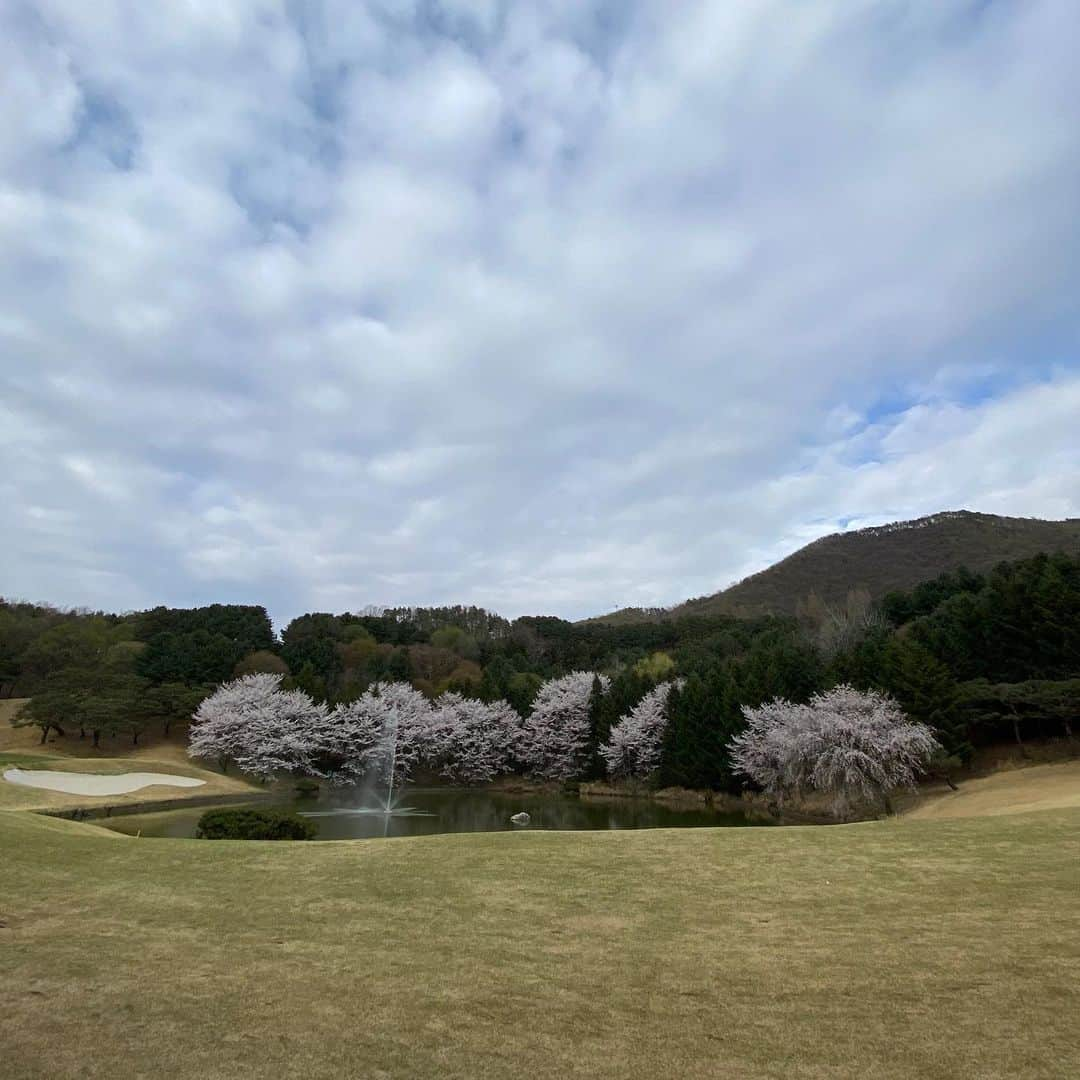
xmin=577 ymin=780 xmax=837 ymax=824
xmin=37 ymin=789 xmax=277 ymax=822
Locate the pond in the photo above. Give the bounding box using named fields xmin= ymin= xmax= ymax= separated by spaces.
xmin=101 ymin=786 xmax=770 ymax=840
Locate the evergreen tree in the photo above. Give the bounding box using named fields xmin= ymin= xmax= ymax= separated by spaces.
xmin=292 ymin=661 xmax=328 ymax=703
xmin=386 ymin=648 xmax=413 ymax=682
xmin=505 ymin=672 xmax=543 ymax=717
xmin=479 ymin=655 xmax=515 ymax=703
xmin=656 ymin=675 xmax=732 ymax=790
xmin=583 ymin=675 xmax=608 ymax=780
xmin=656 ymin=678 xmax=693 ymax=789
xmin=884 ymin=637 xmax=972 ymax=761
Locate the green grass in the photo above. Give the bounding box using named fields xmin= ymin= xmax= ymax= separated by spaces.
xmin=1 ymin=808 xmax=1078 ymax=1079
xmin=0 ymin=752 xmax=61 ymax=769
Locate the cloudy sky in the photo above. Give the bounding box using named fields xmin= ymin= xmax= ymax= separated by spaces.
xmin=2 ymin=1 xmax=1078 ymax=626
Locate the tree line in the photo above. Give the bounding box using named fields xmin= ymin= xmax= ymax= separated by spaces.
xmin=188 ymin=671 xmax=940 ymax=820
xmin=3 ymin=551 xmax=1078 ymax=778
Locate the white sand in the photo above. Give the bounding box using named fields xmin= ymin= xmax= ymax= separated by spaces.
xmin=2 ymin=768 xmax=206 ymax=796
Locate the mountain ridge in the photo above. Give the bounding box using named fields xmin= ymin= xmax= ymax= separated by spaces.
xmin=589 ymin=510 xmax=1080 ymax=623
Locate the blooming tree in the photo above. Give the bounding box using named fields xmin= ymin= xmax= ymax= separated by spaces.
xmin=190 ymin=671 xmax=618 ymax=789
xmin=728 ymin=684 xmax=941 ymax=817
xmin=519 ymin=671 xmax=610 ymax=780
xmin=188 ymin=674 xmax=326 ymax=778
xmin=601 ymin=680 xmax=682 ymax=780
xmin=310 ymin=681 xmax=435 ymax=786
xmin=427 ymin=692 xmax=523 ymax=784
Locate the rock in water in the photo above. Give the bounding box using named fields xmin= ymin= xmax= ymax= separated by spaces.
xmin=510 ymin=812 xmax=531 ymax=826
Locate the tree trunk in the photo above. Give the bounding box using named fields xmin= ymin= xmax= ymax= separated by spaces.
xmin=1011 ymin=708 xmax=1028 ymax=757
xmin=132 ymin=731 xmax=139 ymax=746
xmin=163 ymin=719 xmax=171 ymax=738
xmin=92 ymin=729 xmax=101 ymax=748
xmin=945 ymin=775 xmax=959 ymax=792
xmin=39 ymin=726 xmax=48 ymax=745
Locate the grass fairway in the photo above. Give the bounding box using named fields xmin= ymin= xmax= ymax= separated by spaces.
xmin=1 ymin=809 xmax=1078 ymax=1079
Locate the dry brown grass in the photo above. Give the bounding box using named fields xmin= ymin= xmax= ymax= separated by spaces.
xmin=0 ymin=697 xmax=31 ymax=737
xmin=3 ymin=706 xmax=1080 ymax=1077
xmin=903 ymin=759 xmax=1080 ymax=819
xmin=0 ymin=700 xmax=194 ymax=760
xmin=1 ymin=805 xmax=1079 ymax=1079
xmin=0 ymin=750 xmax=259 ymax=813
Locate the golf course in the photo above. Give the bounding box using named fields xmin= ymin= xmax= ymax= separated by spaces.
xmin=2 ymin=746 xmax=1078 ymax=1079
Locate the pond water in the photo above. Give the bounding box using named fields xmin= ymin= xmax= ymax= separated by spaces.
xmin=102 ymin=786 xmax=770 ymax=840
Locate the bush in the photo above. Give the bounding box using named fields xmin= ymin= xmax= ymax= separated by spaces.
xmin=195 ymin=807 xmax=317 ymax=841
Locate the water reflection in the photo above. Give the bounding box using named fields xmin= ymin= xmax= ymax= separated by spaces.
xmin=103 ymin=786 xmax=769 ymax=841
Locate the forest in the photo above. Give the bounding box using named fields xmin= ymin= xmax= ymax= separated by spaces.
xmin=2 ymin=551 xmax=1078 ymax=792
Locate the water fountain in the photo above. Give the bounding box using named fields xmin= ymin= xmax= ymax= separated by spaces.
xmin=300 ymin=707 xmax=434 ymax=836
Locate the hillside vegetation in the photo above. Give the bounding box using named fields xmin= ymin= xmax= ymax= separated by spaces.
xmin=5 ymin=547 xmax=1079 ymax=801
xmin=594 ymin=511 xmax=1080 ymax=622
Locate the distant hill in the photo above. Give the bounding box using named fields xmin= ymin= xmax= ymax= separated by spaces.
xmin=591 ymin=511 xmax=1080 ymax=622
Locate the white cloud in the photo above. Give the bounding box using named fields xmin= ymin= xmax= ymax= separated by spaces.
xmin=1 ymin=0 xmax=1078 ymax=622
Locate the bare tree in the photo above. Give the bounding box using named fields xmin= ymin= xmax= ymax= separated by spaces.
xmin=797 ymin=588 xmax=887 ymax=658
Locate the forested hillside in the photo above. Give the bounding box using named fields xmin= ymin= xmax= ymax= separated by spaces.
xmin=592 ymin=511 xmax=1080 ymax=622
xmin=3 ymin=549 xmax=1078 ymax=792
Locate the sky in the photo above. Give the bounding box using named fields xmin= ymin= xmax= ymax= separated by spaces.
xmin=2 ymin=0 xmax=1079 ymax=627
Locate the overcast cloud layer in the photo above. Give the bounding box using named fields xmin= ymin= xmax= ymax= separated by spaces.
xmin=2 ymin=1 xmax=1079 ymax=625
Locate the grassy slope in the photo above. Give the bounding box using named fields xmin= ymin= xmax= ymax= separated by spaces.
xmin=2 ymin=807 xmax=1078 ymax=1079
xmin=1 ymin=698 xmax=260 ymax=812
xmin=0 ymin=753 xmax=258 ymax=812
xmin=0 ymin=698 xmax=30 ymax=733
xmin=904 ymin=759 xmax=1080 ymax=819
xmin=0 ymin=700 xmax=195 ymax=760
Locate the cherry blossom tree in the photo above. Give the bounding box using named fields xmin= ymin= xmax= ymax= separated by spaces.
xmin=427 ymin=692 xmax=523 ymax=784
xmin=601 ymin=680 xmax=682 ymax=780
xmin=728 ymin=684 xmax=941 ymax=817
xmin=519 ymin=671 xmax=610 ymax=780
xmin=188 ymin=673 xmax=277 ymax=772
xmin=188 ymin=673 xmax=326 ymax=778
xmin=310 ymin=681 xmax=435 ymax=786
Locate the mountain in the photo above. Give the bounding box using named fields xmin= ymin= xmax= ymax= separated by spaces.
xmin=591 ymin=511 xmax=1080 ymax=622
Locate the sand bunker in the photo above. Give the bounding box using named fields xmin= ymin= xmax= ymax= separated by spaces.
xmin=2 ymin=768 xmax=206 ymax=796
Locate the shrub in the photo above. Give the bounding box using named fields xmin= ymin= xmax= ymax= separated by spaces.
xmin=195 ymin=807 xmax=317 ymax=840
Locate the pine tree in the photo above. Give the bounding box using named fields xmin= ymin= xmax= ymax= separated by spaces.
xmin=656 ymin=679 xmax=693 ymax=789
xmin=479 ymin=655 xmax=514 ymax=703
xmin=583 ymin=674 xmax=608 ymax=779
xmin=885 ymin=637 xmax=972 ymax=761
